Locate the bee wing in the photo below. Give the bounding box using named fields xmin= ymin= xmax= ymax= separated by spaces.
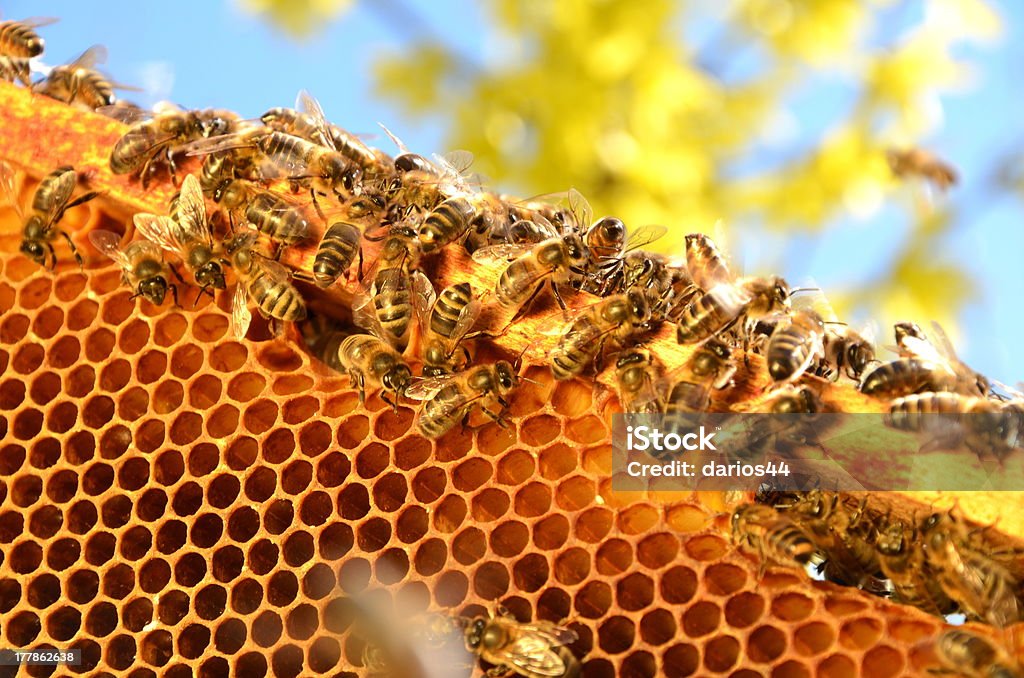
xmin=378 ymin=123 xmax=410 ymax=156
xmin=87 ymin=229 xmax=131 ymax=268
xmin=175 ymin=174 xmax=211 ymax=243
xmin=351 ymin=289 xmax=387 ymax=342
xmin=133 ymin=213 xmax=191 ymax=259
xmin=295 ymin=89 xmax=336 ymax=149
xmin=15 ymin=17 xmax=60 ymax=29
xmin=405 ymin=375 xmax=458 ymax=401
xmin=182 ymin=131 xmax=259 ymax=157
xmin=95 ymin=104 xmax=152 ymax=124
xmin=411 ymin=272 xmax=437 ymax=334
xmin=686 ymin=230 xmax=733 ymax=289
xmin=68 ymin=44 xmax=108 ymax=70
xmin=448 ymin=298 xmax=482 ymax=346
xmin=231 ymin=284 xmax=252 ymax=340
xmin=471 ymin=243 xmax=532 ymax=265
xmin=567 ymin=188 xmax=592 ymax=230
xmin=499 ymin=624 xmax=577 ymax=676
xmin=624 ymin=223 xmax=667 ymax=252
xmin=257 ymin=257 xmax=292 ymax=283
xmin=0 ymin=160 xmax=23 ymax=219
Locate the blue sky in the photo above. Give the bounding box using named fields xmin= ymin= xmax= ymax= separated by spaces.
xmin=10 ymin=0 xmax=1024 ymax=385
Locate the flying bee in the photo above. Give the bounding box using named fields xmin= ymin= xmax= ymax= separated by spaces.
xmin=312 ymin=220 xmax=363 ymax=288
xmin=1 ymin=163 xmax=101 ymax=270
xmin=212 ymin=178 xmax=311 ymax=245
xmin=462 ymin=611 xmax=580 ymax=678
xmin=406 ymin=361 xmax=520 ymax=438
xmin=352 ymin=223 xmax=432 ymax=353
xmin=0 ymin=55 xmax=30 ymax=86
xmin=33 ymin=45 xmax=140 ymax=111
xmin=731 ymin=503 xmax=817 ymax=574
xmin=921 ymin=512 xmax=1023 ymax=627
xmin=615 ymin=348 xmax=665 ymax=415
xmin=89 ymin=229 xmax=181 ymax=306
xmin=890 ymin=321 xmax=989 ymax=397
xmin=414 ymin=281 xmax=483 ymax=377
xmin=875 ymin=520 xmax=955 ymax=616
xmin=474 ymin=233 xmax=589 ymax=318
xmin=887 ymin=147 xmax=958 ymax=192
xmin=133 ymin=174 xmax=226 ymax=296
xmin=184 ymin=127 xmax=361 ymax=202
xmin=766 ymin=309 xmax=826 ymax=383
xmin=549 ymin=290 xmax=653 ymax=380
xmin=932 ymin=629 xmax=1021 ymax=678
xmin=222 ymin=230 xmax=306 ymax=339
xmin=109 ymin=105 xmax=240 ymax=186
xmin=0 ymin=17 xmax=56 ymax=57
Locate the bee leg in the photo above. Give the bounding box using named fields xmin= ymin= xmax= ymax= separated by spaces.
xmin=45 ymin=241 xmax=57 ymax=271
xmin=56 ymin=230 xmax=83 ymax=270
xmin=166 ymin=148 xmax=180 ymax=187
xmin=381 ymin=390 xmax=399 ymax=413
xmin=550 ymin=280 xmax=570 ymax=316
xmin=479 ymin=407 xmax=509 ymax=428
xmin=169 ymin=284 xmax=181 ymax=308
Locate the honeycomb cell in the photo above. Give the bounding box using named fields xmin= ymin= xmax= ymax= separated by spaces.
xmin=13 ymin=408 xmax=43 ymax=439
xmin=12 ymin=475 xmax=42 ymax=507
xmin=213 ymin=546 xmax=245 ymax=582
xmin=537 ymin=586 xmax=572 ymax=621
xmin=555 ymin=475 xmax=595 ymax=510
xmin=661 ymin=566 xmax=698 ymax=605
xmin=210 ymin=342 xmax=248 ymax=372
xmin=793 ymin=620 xmax=835 ymax=657
xmin=596 ymin=539 xmax=634 ymax=576
xmin=0 ymin=578 xmax=20 ymax=613
xmin=726 ymin=591 xmax=766 ymax=629
xmin=0 ymin=378 xmax=26 ymax=408
xmin=521 ymin=413 xmax=560 ymax=445
xmin=118 ymin=318 xmax=150 ymax=354
xmin=1 ymin=312 xmax=30 ymax=343
xmin=748 ymin=624 xmax=788 ymax=663
xmin=471 ymin=487 xmax=510 ymax=523
xmin=705 ymin=635 xmax=741 ymax=673
xmin=414 ymin=538 xmax=447 ymax=576
xmin=170 ymin=344 xmax=203 ymax=379
xmin=861 ymin=645 xmax=903 ymax=678
xmin=617 ymin=572 xmax=655 ymax=611
xmin=683 ymin=600 xmax=721 ymax=638
xmin=320 ymin=523 xmax=354 ymax=560
xmin=67 ymin=569 xmax=100 ymax=604
xmin=495 ymin=448 xmax=534 ymax=485
xmin=516 ymin=553 xmax=548 ymax=594
xmin=640 ymin=608 xmax=677 ymax=646
xmin=514 ymin=481 xmax=551 ymax=518
xmin=30 ymin=437 xmax=61 ymax=468
xmin=227 ymin=372 xmax=266 ymax=402
xmin=85 ymin=601 xmax=118 ymax=636
xmin=141 ymin=629 xmax=174 ymax=667
xmin=13 ymin=343 xmax=44 ymax=373
xmin=434 ymin=494 xmax=468 ymax=533
xmin=823 ymin=596 xmax=869 ymax=618
xmin=618 ymin=503 xmax=658 ymax=535
xmin=534 ymin=514 xmax=570 ymax=550
xmin=576 ymin=580 xmax=613 ymax=619
xmin=27 ymin=573 xmax=60 ymax=608
xmin=452 ymin=526 xmax=486 ymax=565
xmin=231 ymin=579 xmax=264 ymax=614
xmin=637 ymin=532 xmax=680 ymax=570
xmin=599 ymin=615 xmax=636 ymax=654
xmin=303 ymin=564 xmax=336 ymax=600
xmin=453 ymin=457 xmax=492 ymax=492
xmin=373 ymin=405 xmax=413 ymax=440
xmin=551 ymin=379 xmax=592 ymax=416
xmin=436 ymin=570 xmax=469 ymax=606
xmin=98 ymin=425 xmax=130 ymax=459
xmin=139 ymin=559 xmax=171 ymax=594
xmin=30 ymin=372 xmax=61 ymax=405
xmin=819 ymin=653 xmax=857 ymax=678
xmin=153 ymin=313 xmax=188 ymax=346
xmin=106 ymin=634 xmax=137 ymax=671
xmin=838 ymin=616 xmax=883 ymax=651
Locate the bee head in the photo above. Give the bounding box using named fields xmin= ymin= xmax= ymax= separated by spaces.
xmin=196 ymin=261 xmax=226 ymax=291
xmin=19 ymin=239 xmax=47 ymax=266
xmin=394 ymin=153 xmax=432 ymax=174
xmin=464 ymin=618 xmax=487 ymax=649
xmin=198 ymin=110 xmax=236 ymax=138
xmin=626 ymin=289 xmax=650 ymax=322
xmin=383 ymin=364 xmax=412 ymax=397
xmin=615 ymin=349 xmax=647 ymax=370
xmin=138 ymin=278 xmax=168 ymax=306
xmin=494 ymin=361 xmax=516 ymax=392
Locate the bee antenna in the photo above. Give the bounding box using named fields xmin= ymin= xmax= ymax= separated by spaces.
xmin=519 ymin=376 xmax=543 ymax=386
xmin=789 ymin=287 xmax=821 ymax=295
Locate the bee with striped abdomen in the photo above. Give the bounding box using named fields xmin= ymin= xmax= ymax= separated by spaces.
xmin=549 ymin=290 xmax=652 ymax=380
xmin=407 ymin=361 xmax=520 ymax=438
xmin=222 ymin=230 xmax=306 ymax=339
xmin=415 ymin=281 xmax=483 ymax=377
xmin=462 ymin=610 xmax=580 ymax=678
xmin=89 ymin=229 xmax=181 ymax=306
xmin=731 ymin=503 xmax=817 ymax=575
xmin=0 ymin=16 xmax=55 ymax=57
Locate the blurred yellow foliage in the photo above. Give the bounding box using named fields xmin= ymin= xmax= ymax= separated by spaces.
xmin=241 ymin=0 xmax=352 ymax=37
xmin=256 ymin=0 xmax=1004 ymax=341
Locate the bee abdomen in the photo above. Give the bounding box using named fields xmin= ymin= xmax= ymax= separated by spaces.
xmin=496 ymin=260 xmax=542 ymax=307
xmin=0 ymin=21 xmax=44 ymax=57
xmin=313 ymin=222 xmax=361 ymax=287
xmin=419 ymin=197 xmax=475 ymax=252
xmin=250 ymin=276 xmax=306 ymax=322
xmin=246 ymin=193 xmax=309 ymax=244
xmin=430 ymin=282 xmax=473 ymax=337
xmin=767 ymin=329 xmax=812 ymax=381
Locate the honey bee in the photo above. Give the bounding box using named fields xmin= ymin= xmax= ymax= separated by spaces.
xmin=312 ymin=220 xmax=363 ymax=288
xmin=859 ymin=359 xmax=959 ymax=399
xmin=110 ymin=105 xmax=240 ymax=186
xmin=549 ymin=290 xmax=653 ymax=380
xmin=418 ymin=193 xmax=506 ymax=254
xmin=759 ymin=385 xmax=822 ymax=414
xmin=415 ymin=281 xmax=483 ymax=377
xmin=691 ymin=339 xmax=738 ymax=390
xmin=0 ymin=17 xmax=56 ymax=57
xmin=213 ymin=178 xmax=311 ymax=245
xmin=822 ymin=323 xmax=876 ymax=380
xmin=933 ymin=629 xmax=1021 ymax=678
xmin=222 ymin=230 xmax=306 ymax=339
xmin=462 ymin=611 xmax=580 ymax=678
xmin=875 ymin=520 xmax=955 ymax=616
xmin=33 ymin=45 xmax=138 ymax=111
xmin=677 ymin=232 xmax=791 ymax=344
xmin=921 ymin=512 xmax=1023 ymax=627
xmin=887 ymin=148 xmax=958 ymax=192
xmin=185 ymin=127 xmax=361 ymax=201
xmin=352 ymin=224 xmax=431 ymax=352
xmin=731 ymin=503 xmax=817 ymax=573
xmin=262 ymin=90 xmax=393 ymax=180
xmin=89 ymin=230 xmax=181 ymax=306
xmin=133 ymin=174 xmax=226 ymax=296
xmin=331 ymin=334 xmax=412 ymax=411
xmin=890 ymin=321 xmax=989 ymax=397
xmin=0 ymin=55 xmax=30 ymax=87
xmin=1 ymin=164 xmax=100 ymax=270
xmin=407 ymin=361 xmax=520 ymax=438
xmin=766 ymin=309 xmax=826 ymax=383
xmin=664 ymin=379 xmax=713 ymax=415
xmin=474 ymin=234 xmax=589 ymax=318
xmin=615 ymin=348 xmax=665 ymax=414
xmin=379 ymin=124 xmax=472 ymax=212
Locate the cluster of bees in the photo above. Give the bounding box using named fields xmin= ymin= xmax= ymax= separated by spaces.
xmin=4 ymin=16 xmax=1024 ymax=677
xmin=734 ymin=489 xmax=1024 ymax=627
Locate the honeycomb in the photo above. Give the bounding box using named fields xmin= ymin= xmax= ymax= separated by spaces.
xmin=1 ymin=81 xmax=1022 ymax=678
